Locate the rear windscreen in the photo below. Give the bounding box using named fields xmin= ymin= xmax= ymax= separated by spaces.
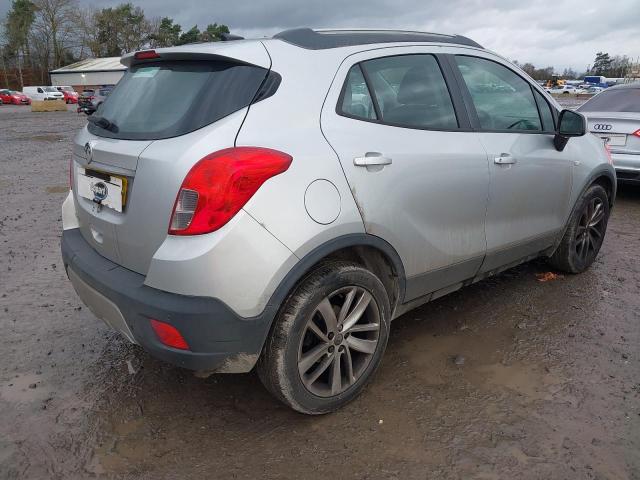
xmin=578 ymin=88 xmax=640 ymax=113
xmin=88 ymin=61 xmax=269 ymax=140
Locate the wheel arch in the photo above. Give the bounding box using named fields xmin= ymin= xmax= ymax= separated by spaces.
xmin=549 ymin=166 xmax=616 ymax=256
xmin=266 ymin=234 xmax=406 ymax=315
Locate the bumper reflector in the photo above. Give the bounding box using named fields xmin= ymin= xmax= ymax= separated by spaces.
xmin=150 ymin=319 xmax=190 ymax=350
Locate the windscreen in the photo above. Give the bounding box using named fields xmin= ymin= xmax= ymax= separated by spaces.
xmin=88 ymin=60 xmax=268 ymax=140
xmin=578 ymin=88 xmax=640 ymax=113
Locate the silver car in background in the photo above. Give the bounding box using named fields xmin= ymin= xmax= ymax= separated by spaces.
xmin=578 ymin=83 xmax=640 ymax=183
xmin=61 ymin=28 xmax=615 ymax=414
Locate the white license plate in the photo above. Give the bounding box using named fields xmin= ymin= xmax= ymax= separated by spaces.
xmin=597 ymin=134 xmax=626 ymax=146
xmin=76 ymin=168 xmax=125 ymax=212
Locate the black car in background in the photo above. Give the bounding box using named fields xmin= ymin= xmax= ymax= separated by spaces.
xmin=77 ymin=87 xmax=113 ymax=115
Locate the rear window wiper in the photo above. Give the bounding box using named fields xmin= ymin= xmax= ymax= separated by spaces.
xmin=87 ymin=115 xmax=119 ymax=133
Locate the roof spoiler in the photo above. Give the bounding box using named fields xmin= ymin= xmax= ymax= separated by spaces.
xmin=121 ymin=42 xmax=271 ymax=69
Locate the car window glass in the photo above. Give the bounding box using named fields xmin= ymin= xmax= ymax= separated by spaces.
xmin=361 ymin=54 xmax=458 ymax=129
xmin=88 ymin=61 xmax=268 ymax=140
xmin=533 ymin=89 xmax=555 ymax=131
xmin=37 ymin=88 xmax=43 ymax=93
xmin=456 ymin=56 xmax=542 ymax=131
xmin=340 ymin=65 xmax=376 ymax=120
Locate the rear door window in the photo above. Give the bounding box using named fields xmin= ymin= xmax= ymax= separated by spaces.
xmin=455 ymin=56 xmax=542 ymax=131
xmin=362 ymin=54 xmax=458 ymax=129
xmin=340 ymin=65 xmax=377 ymax=120
xmin=89 ymin=61 xmax=269 ymax=140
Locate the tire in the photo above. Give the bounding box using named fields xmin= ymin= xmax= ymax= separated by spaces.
xmin=548 ymin=184 xmax=609 ymax=273
xmin=257 ymin=261 xmax=391 ymax=414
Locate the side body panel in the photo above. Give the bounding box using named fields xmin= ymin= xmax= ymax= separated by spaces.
xmin=237 ymin=41 xmax=366 ymax=260
xmin=320 ymin=45 xmax=489 ymax=301
xmin=478 ymin=131 xmax=574 ymax=270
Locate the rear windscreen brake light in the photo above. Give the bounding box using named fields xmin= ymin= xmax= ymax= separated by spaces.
xmin=135 ymin=50 xmax=160 ymax=60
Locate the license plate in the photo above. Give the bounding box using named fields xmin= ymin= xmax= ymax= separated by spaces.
xmin=76 ymin=167 xmax=127 ymax=212
xmin=597 ymin=134 xmax=626 ymax=146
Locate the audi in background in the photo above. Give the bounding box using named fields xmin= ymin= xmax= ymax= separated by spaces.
xmin=579 ymin=83 xmax=640 ymax=183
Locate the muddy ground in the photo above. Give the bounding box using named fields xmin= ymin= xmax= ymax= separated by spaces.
xmin=0 ymin=104 xmax=638 ymax=480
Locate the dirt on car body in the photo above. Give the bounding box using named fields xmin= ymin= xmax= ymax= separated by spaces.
xmin=0 ymin=104 xmax=638 ymax=479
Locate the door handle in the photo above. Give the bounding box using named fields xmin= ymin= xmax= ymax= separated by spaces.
xmin=354 ymin=152 xmax=393 ymax=167
xmin=494 ymin=153 xmax=517 ymax=165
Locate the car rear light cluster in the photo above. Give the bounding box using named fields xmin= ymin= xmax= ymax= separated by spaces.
xmin=169 ymin=189 xmax=199 ymax=231
xmin=168 ymin=147 xmax=292 ymax=236
xmin=604 ymin=143 xmax=613 ymax=165
xmin=633 ymin=128 xmax=640 ymax=138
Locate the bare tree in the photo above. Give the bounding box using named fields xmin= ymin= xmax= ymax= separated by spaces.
xmin=31 ymin=0 xmax=77 ymax=69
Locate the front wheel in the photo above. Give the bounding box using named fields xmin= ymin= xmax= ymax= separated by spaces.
xmin=257 ymin=261 xmax=390 ymax=414
xmin=548 ymin=184 xmax=610 ymax=273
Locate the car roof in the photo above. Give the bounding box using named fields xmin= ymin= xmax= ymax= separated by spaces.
xmin=605 ymin=82 xmax=640 ymax=91
xmin=272 ymin=28 xmax=483 ymax=50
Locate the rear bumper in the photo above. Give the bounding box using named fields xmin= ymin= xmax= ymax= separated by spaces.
xmin=612 ymin=152 xmax=640 ymax=183
xmin=61 ymin=228 xmax=274 ymax=373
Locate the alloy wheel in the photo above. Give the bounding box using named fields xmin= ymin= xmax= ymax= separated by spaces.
xmin=297 ymin=286 xmax=381 ymax=397
xmin=575 ymin=197 xmax=605 ymax=263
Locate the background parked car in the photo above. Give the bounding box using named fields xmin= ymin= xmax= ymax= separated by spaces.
xmin=549 ymin=85 xmax=579 ymax=94
xmin=23 ymin=86 xmax=64 ymax=101
xmin=586 ymin=86 xmax=605 ymax=94
xmin=578 ymin=83 xmax=640 ymax=183
xmin=77 ymin=90 xmax=95 ymax=113
xmin=55 ymin=86 xmax=79 ymax=104
xmin=78 ymin=87 xmax=113 ymax=115
xmin=0 ymin=89 xmax=31 ymax=105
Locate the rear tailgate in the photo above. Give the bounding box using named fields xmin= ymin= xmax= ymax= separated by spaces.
xmin=72 ymin=41 xmax=272 ymax=275
xmin=585 ymin=112 xmax=640 ymax=154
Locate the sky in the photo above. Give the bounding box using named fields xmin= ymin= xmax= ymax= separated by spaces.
xmin=2 ymin=0 xmax=639 ymax=71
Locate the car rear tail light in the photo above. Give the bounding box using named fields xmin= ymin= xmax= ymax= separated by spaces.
xmin=135 ymin=50 xmax=160 ymax=60
xmin=150 ymin=319 xmax=190 ymax=350
xmin=170 ymin=189 xmax=199 ymax=231
xmin=632 ymin=128 xmax=640 ymax=138
xmin=168 ymin=147 xmax=292 ymax=235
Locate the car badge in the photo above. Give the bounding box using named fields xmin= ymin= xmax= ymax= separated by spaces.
xmin=91 ymin=181 xmax=108 ymax=203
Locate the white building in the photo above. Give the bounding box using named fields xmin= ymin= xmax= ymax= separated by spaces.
xmin=49 ymin=57 xmax=126 ymax=91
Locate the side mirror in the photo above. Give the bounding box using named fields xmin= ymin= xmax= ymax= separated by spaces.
xmin=554 ymin=109 xmax=586 ymax=151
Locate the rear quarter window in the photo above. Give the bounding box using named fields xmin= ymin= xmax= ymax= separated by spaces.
xmin=88 ymin=61 xmax=270 ymax=140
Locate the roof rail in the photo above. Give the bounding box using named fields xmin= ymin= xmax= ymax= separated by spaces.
xmin=273 ymin=28 xmax=483 ymax=50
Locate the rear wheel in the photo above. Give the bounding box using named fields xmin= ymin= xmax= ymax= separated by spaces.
xmin=257 ymin=261 xmax=390 ymax=414
xmin=548 ymin=184 xmax=609 ymax=273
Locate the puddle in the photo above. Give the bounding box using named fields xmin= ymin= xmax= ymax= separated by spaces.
xmin=474 ymin=363 xmax=564 ymax=400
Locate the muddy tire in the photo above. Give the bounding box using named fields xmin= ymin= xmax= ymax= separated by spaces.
xmin=257 ymin=261 xmax=390 ymax=415
xmin=548 ymin=184 xmax=610 ymax=273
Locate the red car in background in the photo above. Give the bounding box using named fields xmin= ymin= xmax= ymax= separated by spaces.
xmin=0 ymin=89 xmax=31 ymax=105
xmin=55 ymin=86 xmax=79 ymax=104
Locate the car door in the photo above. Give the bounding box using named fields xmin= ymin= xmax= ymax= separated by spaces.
xmin=449 ymin=54 xmax=574 ymax=272
xmin=321 ymin=48 xmax=489 ymax=302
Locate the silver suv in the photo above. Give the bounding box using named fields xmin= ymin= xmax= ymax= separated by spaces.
xmin=61 ymin=29 xmax=615 ymax=414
